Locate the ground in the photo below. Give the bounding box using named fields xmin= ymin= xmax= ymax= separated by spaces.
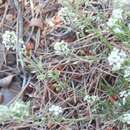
xmin=0 ymin=0 xmax=130 ymax=130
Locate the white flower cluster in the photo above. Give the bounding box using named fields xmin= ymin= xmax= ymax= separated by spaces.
xmin=113 ymin=0 xmax=127 ymax=9
xmin=10 ymin=100 xmax=30 ymax=120
xmin=108 ymin=47 xmax=127 ymax=71
xmin=54 ymin=41 xmax=70 ymax=56
xmin=2 ymin=31 xmax=17 ymax=50
xmin=128 ymin=23 xmax=130 ymax=29
xmin=107 ymin=8 xmax=124 ymax=34
xmin=84 ymin=94 xmax=99 ymax=104
xmin=124 ymin=66 xmax=130 ymax=81
xmin=0 ymin=105 xmax=10 ymax=122
xmin=57 ymin=2 xmax=86 ymax=30
xmin=0 ymin=100 xmax=30 ymax=123
xmin=49 ymin=105 xmax=63 ymax=116
xmin=119 ymin=90 xmax=130 ymax=105
xmin=121 ymin=112 xmax=130 ymax=124
xmin=57 ymin=7 xmax=77 ymax=25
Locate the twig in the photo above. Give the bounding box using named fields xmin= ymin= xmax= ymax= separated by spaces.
xmin=0 ymin=2 xmax=9 ymax=30
xmin=13 ymin=0 xmax=24 ymax=69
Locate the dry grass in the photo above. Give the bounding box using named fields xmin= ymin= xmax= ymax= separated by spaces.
xmin=0 ymin=0 xmax=130 ymax=130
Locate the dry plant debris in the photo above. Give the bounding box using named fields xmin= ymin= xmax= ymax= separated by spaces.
xmin=1 ymin=0 xmax=130 ymax=130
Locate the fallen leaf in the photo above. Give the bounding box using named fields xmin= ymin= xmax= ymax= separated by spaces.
xmin=0 ymin=75 xmax=14 ymax=88
xmin=0 ymin=88 xmax=18 ymax=105
xmin=30 ymin=18 xmax=43 ymax=29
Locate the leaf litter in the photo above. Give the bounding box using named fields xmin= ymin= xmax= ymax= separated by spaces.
xmin=0 ymin=0 xmax=130 ymax=130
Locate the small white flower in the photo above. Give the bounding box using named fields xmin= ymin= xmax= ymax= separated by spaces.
xmin=107 ymin=8 xmax=123 ymax=28
xmin=84 ymin=95 xmax=99 ymax=104
xmin=107 ymin=8 xmax=124 ymax=34
xmin=2 ymin=31 xmax=17 ymax=50
xmin=113 ymin=0 xmax=127 ymax=8
xmin=112 ymin=8 xmax=123 ymax=20
xmin=124 ymin=66 xmax=130 ymax=80
xmin=108 ymin=47 xmax=127 ymax=71
xmin=119 ymin=90 xmax=130 ymax=105
xmin=0 ymin=105 xmax=10 ymax=122
xmin=49 ymin=105 xmax=63 ymax=116
xmin=118 ymin=50 xmax=127 ymax=58
xmin=113 ymin=27 xmax=124 ymax=34
xmin=58 ymin=7 xmax=76 ymax=25
xmin=121 ymin=113 xmax=130 ymax=124
xmin=54 ymin=41 xmax=70 ymax=55
xmin=112 ymin=63 xmax=122 ymax=71
xmin=9 ymin=100 xmax=30 ymax=120
xmin=128 ymin=23 xmax=130 ymax=30
xmin=119 ymin=90 xmax=127 ymax=97
xmin=107 ymin=17 xmax=117 ymax=28
xmin=0 ymin=101 xmax=30 ymax=122
xmin=57 ymin=6 xmax=83 ymax=29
